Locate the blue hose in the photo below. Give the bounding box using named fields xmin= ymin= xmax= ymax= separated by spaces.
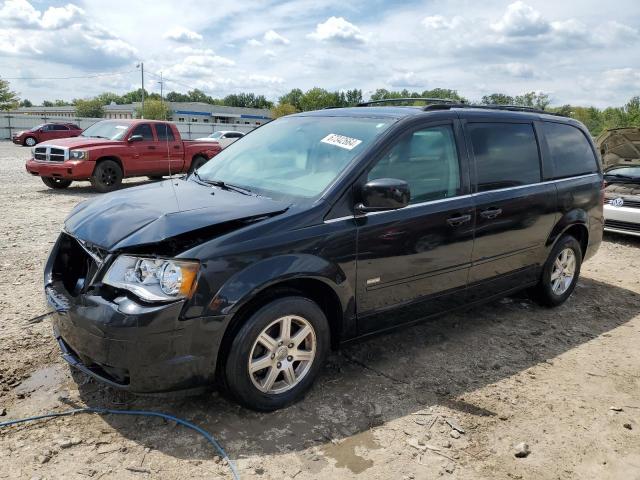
xmin=0 ymin=407 xmax=240 ymax=480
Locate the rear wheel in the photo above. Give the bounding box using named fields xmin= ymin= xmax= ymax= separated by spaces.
xmin=41 ymin=177 xmax=72 ymax=189
xmin=24 ymin=137 xmax=37 ymax=147
xmin=223 ymin=296 xmax=329 ymax=411
xmin=189 ymin=156 xmax=208 ymax=174
xmin=531 ymin=235 xmax=582 ymax=307
xmin=91 ymin=160 xmax=123 ymax=193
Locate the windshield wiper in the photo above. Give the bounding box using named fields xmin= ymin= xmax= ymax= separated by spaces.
xmin=191 ymin=171 xmax=254 ymax=196
xmin=605 ymin=173 xmax=636 ymax=180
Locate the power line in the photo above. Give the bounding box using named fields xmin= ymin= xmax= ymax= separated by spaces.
xmin=2 ymin=69 xmax=137 ymax=81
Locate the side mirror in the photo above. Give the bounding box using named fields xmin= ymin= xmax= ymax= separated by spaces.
xmin=356 ymin=178 xmax=410 ymax=214
xmin=128 ymin=134 xmax=144 ymax=142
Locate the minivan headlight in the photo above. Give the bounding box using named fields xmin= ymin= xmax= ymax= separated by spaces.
xmin=103 ymin=255 xmax=199 ymax=302
xmin=70 ymin=150 xmax=88 ymax=160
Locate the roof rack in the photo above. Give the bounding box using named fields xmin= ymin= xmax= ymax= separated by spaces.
xmin=357 ymin=97 xmax=462 ymax=107
xmin=423 ymin=103 xmax=553 ymax=115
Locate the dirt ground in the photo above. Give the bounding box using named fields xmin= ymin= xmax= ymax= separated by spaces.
xmin=0 ymin=140 xmax=639 ymax=480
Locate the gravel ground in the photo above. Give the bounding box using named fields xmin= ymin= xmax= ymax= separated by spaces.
xmin=0 ymin=140 xmax=639 ymax=479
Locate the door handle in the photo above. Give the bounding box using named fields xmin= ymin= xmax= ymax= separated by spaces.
xmin=480 ymin=208 xmax=503 ymax=219
xmin=147 ymin=146 xmax=156 ymax=150
xmin=173 ymin=145 xmax=180 ymax=150
xmin=446 ymin=214 xmax=472 ymax=227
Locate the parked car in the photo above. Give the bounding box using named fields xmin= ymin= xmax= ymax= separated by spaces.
xmin=596 ymin=127 xmax=640 ymax=237
xmin=45 ymin=102 xmax=603 ymax=411
xmin=12 ymin=123 xmax=82 ymax=147
xmin=195 ymin=130 xmax=245 ymax=149
xmin=25 ymin=120 xmax=222 ymax=192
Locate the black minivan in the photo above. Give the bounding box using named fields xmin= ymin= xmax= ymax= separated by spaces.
xmin=46 ymin=101 xmax=604 ymax=411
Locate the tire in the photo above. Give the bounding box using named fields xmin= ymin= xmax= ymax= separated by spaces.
xmin=24 ymin=137 xmax=37 ymax=147
xmin=90 ymin=160 xmax=123 ymax=193
xmin=223 ymin=296 xmax=330 ymax=411
xmin=189 ymin=156 xmax=208 ymax=174
xmin=531 ymin=235 xmax=582 ymax=307
xmin=41 ymin=177 xmax=72 ymax=189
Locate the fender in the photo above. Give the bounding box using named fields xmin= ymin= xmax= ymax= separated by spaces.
xmin=545 ymin=208 xmax=589 ymax=253
xmin=207 ymin=253 xmax=353 ymax=318
xmin=93 ymin=154 xmax=126 ymax=177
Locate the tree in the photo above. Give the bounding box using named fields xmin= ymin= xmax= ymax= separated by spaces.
xmin=75 ymin=98 xmax=104 ymax=118
xmin=271 ymin=102 xmax=297 ymax=118
xmin=224 ymin=92 xmax=273 ymax=109
xmin=0 ymin=77 xmax=19 ymax=110
xmin=95 ymin=92 xmax=123 ymax=105
xmin=54 ymin=99 xmax=71 ymax=106
xmin=421 ymin=88 xmax=467 ymax=102
xmin=481 ymin=93 xmax=514 ymax=105
xmin=166 ymin=91 xmax=190 ymax=102
xmin=135 ymin=99 xmax=170 ymax=120
xmin=279 ymin=88 xmax=304 ymax=110
xmin=514 ymin=91 xmax=550 ymax=110
xmin=299 ymin=87 xmax=340 ymax=111
xmin=42 ymin=100 xmax=54 ymax=107
xmin=19 ymin=99 xmax=33 ymax=108
xmin=345 ymin=88 xmax=363 ymax=105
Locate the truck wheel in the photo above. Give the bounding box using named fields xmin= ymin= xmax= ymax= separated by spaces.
xmin=24 ymin=137 xmax=37 ymax=147
xmin=189 ymin=156 xmax=208 ymax=173
xmin=531 ymin=235 xmax=582 ymax=307
xmin=91 ymin=160 xmax=123 ymax=193
xmin=41 ymin=177 xmax=72 ymax=189
xmin=222 ymin=296 xmax=330 ymax=411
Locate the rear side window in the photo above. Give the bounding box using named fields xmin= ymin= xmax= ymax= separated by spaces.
xmin=155 ymin=123 xmax=175 ymax=141
xmin=542 ymin=122 xmax=598 ymax=178
xmin=52 ymin=124 xmax=69 ymax=130
xmin=468 ymin=123 xmax=541 ymax=192
xmin=132 ymin=123 xmax=154 ymax=141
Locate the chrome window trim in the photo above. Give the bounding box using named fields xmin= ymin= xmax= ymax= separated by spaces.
xmin=323 ymin=173 xmax=600 ymax=224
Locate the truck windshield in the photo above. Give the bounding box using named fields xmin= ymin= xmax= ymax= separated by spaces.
xmin=81 ymin=121 xmax=130 ymax=140
xmin=196 ymin=116 xmax=393 ymax=200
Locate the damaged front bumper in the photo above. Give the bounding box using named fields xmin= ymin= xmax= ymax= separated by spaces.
xmin=45 ymin=233 xmax=226 ymax=394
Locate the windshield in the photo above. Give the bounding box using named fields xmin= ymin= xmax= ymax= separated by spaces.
xmin=81 ymin=121 xmax=130 ymax=140
xmin=209 ymin=132 xmax=223 ymax=139
xmin=196 ymin=116 xmax=393 ymax=200
xmin=30 ymin=124 xmax=45 ymax=131
xmin=605 ymin=166 xmax=640 ymax=179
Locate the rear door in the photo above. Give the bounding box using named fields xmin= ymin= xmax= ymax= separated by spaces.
xmin=356 ymin=120 xmax=475 ymax=334
xmin=51 ymin=124 xmax=70 ymax=139
xmin=464 ymin=120 xmax=557 ymax=300
xmin=154 ymin=123 xmax=184 ymax=173
xmin=40 ymin=124 xmax=55 ymax=142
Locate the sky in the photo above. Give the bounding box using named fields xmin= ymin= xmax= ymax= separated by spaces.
xmin=0 ymin=0 xmax=639 ymax=107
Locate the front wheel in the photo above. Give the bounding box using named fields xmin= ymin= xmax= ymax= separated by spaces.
xmin=24 ymin=137 xmax=37 ymax=147
xmin=223 ymin=296 xmax=330 ymax=411
xmin=91 ymin=160 xmax=123 ymax=193
xmin=41 ymin=177 xmax=72 ymax=189
xmin=531 ymin=235 xmax=582 ymax=307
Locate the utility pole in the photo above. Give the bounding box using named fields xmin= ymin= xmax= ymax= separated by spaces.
xmin=137 ymin=62 xmax=145 ymax=119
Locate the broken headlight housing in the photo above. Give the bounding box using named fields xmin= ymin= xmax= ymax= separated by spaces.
xmin=103 ymin=255 xmax=199 ymax=302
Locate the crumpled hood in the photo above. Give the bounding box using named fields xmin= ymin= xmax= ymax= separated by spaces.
xmin=40 ymin=137 xmax=118 ymax=149
xmin=65 ymin=179 xmax=289 ymax=250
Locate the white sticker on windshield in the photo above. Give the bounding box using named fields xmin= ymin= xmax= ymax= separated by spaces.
xmin=321 ymin=133 xmax=362 ymax=151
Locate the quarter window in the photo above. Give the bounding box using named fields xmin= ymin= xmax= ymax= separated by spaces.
xmin=368 ymin=125 xmax=461 ymax=203
xmin=542 ymin=122 xmax=598 ymax=178
xmin=131 ymin=123 xmax=154 ymax=141
xmin=468 ymin=123 xmax=541 ymax=192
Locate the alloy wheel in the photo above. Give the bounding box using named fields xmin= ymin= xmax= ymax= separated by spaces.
xmin=101 ymin=167 xmax=117 ymax=185
xmin=248 ymin=315 xmax=316 ymax=394
xmin=25 ymin=137 xmax=36 ymax=146
xmin=550 ymin=247 xmax=576 ymax=295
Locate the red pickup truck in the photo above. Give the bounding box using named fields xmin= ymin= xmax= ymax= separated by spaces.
xmin=25 ymin=120 xmax=222 ymax=192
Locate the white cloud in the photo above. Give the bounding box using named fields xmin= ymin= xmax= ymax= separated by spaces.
xmin=601 ymin=68 xmax=640 ymax=89
xmin=308 ymin=16 xmax=366 ymax=44
xmin=388 ymin=71 xmax=427 ymax=88
xmin=491 ymin=1 xmax=550 ymax=37
xmin=247 ymin=38 xmax=262 ymax=47
xmin=264 ymin=49 xmax=277 ymax=58
xmin=0 ymin=0 xmax=83 ymax=29
xmin=263 ymin=29 xmax=289 ymax=45
xmin=422 ymin=15 xmax=462 ymax=30
xmin=494 ymin=62 xmax=537 ymax=78
xmin=164 ymin=26 xmax=203 ymax=43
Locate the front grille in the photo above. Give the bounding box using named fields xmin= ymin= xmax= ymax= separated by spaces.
xmin=604 ymin=219 xmax=640 ymax=233
xmin=34 ymin=146 xmax=66 ymax=162
xmin=52 ymin=233 xmax=100 ymax=296
xmin=605 ymin=196 xmax=640 ymax=209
